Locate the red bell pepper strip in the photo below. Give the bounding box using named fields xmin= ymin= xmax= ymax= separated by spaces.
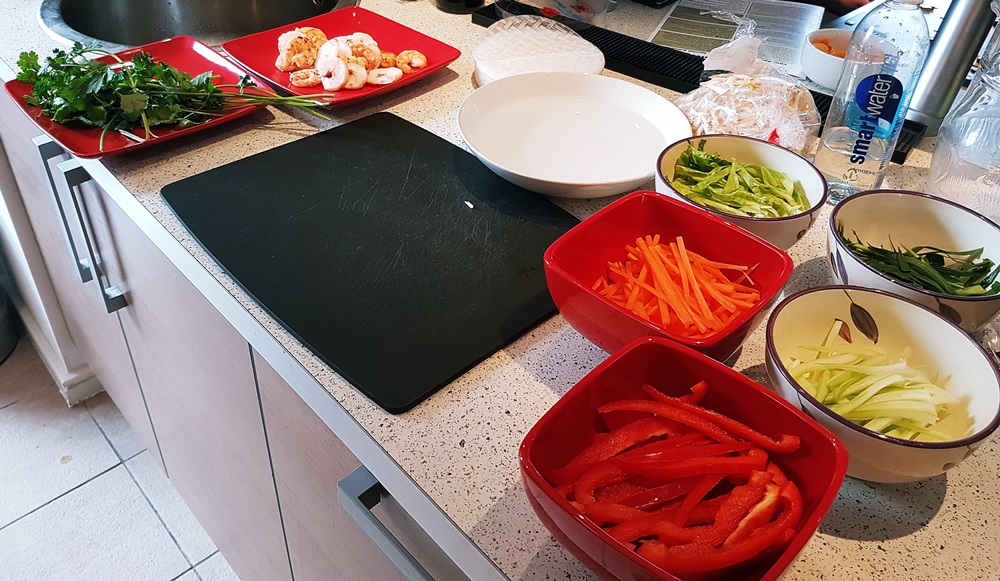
xmin=619 ymin=447 xmax=768 ymax=481
xmin=616 ymin=432 xmax=710 ymax=461
xmin=606 ymin=510 xmax=698 ymax=545
xmin=692 ymin=469 xmax=772 ymax=547
xmin=621 ymin=441 xmax=751 ymax=465
xmin=723 ymin=482 xmax=781 ymax=546
xmin=642 ymin=380 xmax=708 ymax=405
xmin=582 ymin=501 xmax=649 ymax=526
xmin=594 ymin=480 xmax=650 ymax=504
xmin=548 ymin=417 xmax=678 ymax=485
xmin=638 ymin=479 xmax=803 ymax=576
xmin=618 ymin=476 xmax=703 ymax=511
xmin=574 ymin=463 xmax=627 ymax=505
xmin=671 ymin=474 xmax=725 ymax=527
xmin=651 ymin=394 xmax=801 ymax=453
xmin=598 ymin=399 xmax=738 ymax=444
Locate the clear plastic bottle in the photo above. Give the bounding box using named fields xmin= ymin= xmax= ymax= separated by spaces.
xmin=926 ymin=0 xmax=1000 ymax=223
xmin=813 ymin=0 xmax=931 ymax=203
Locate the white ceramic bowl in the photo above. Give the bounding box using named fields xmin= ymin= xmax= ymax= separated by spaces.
xmin=655 ymin=134 xmax=828 ymax=250
xmin=458 ymin=71 xmax=693 ymax=198
xmin=829 ymin=190 xmax=1000 ymax=332
xmin=800 ymin=28 xmax=849 ymax=90
xmin=766 ymin=285 xmax=1000 ymax=483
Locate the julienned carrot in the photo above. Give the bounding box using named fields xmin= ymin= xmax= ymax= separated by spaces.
xmin=594 ymin=235 xmax=762 ymax=339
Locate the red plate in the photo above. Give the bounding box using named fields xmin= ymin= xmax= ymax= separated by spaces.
xmin=220 ymin=7 xmax=461 ymax=105
xmin=3 ymin=36 xmax=263 ymax=158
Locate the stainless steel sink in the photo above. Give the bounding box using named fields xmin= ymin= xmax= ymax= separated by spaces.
xmin=39 ymin=0 xmax=354 ymax=51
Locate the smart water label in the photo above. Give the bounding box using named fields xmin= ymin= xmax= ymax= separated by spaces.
xmin=853 ymin=74 xmax=904 ymax=138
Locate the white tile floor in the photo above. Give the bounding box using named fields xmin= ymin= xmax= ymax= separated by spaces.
xmin=0 ymin=336 xmax=241 ymax=581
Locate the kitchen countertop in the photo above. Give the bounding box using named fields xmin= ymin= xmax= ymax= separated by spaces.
xmin=3 ymin=0 xmax=999 ymax=578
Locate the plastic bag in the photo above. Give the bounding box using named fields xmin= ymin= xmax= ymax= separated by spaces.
xmin=674 ymin=14 xmax=821 ymax=157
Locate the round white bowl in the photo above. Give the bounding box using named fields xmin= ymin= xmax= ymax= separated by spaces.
xmin=458 ymin=71 xmax=692 ymax=199
xmin=829 ymin=190 xmax=1000 ymax=332
xmin=800 ymin=28 xmax=849 ymax=91
xmin=765 ymin=285 xmax=1000 ymax=483
xmin=655 ymin=134 xmax=828 ymax=250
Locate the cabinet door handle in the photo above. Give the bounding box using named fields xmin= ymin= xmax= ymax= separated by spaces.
xmin=32 ymin=136 xmax=93 ymax=283
xmin=56 ymin=159 xmax=128 ymax=314
xmin=338 ymin=466 xmax=435 ymax=581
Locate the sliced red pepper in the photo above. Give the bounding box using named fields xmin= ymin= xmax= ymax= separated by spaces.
xmin=574 ymin=463 xmax=627 ymax=505
xmin=582 ymin=501 xmax=649 ymax=526
xmin=616 ymin=432 xmax=710 ymax=461
xmin=723 ymin=482 xmax=781 ymax=546
xmin=618 ymin=476 xmax=703 ymax=511
xmin=606 ymin=510 xmax=697 ymax=545
xmin=692 ymin=468 xmax=772 ymax=547
xmin=598 ymin=399 xmax=738 ymax=444
xmin=621 ymin=441 xmax=751 ymax=465
xmin=549 ymin=417 xmax=678 ymax=485
xmin=644 ymin=479 xmax=802 ymax=576
xmin=642 ymin=380 xmax=708 ymax=405
xmin=594 ymin=480 xmax=650 ymax=504
xmin=651 ymin=394 xmax=801 ymax=453
xmin=671 ymin=474 xmax=725 ymax=527
xmin=619 ymin=447 xmax=768 ymax=481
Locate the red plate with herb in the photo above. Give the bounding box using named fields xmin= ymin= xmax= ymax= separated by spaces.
xmin=3 ymin=36 xmax=274 ymax=158
xmin=220 ymin=7 xmax=461 ymax=106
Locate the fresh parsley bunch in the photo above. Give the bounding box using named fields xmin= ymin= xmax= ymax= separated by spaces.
xmin=17 ymin=42 xmax=338 ymax=148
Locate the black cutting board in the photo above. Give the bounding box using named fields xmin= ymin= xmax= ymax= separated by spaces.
xmin=162 ymin=113 xmax=579 ymax=413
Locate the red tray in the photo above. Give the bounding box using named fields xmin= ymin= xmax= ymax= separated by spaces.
xmin=4 ymin=36 xmax=262 ymax=158
xmin=221 ymin=7 xmax=461 ymax=106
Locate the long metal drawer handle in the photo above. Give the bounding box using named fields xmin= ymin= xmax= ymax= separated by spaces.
xmin=338 ymin=466 xmax=434 ymax=581
xmin=32 ymin=136 xmax=93 ymax=283
xmin=56 ymin=159 xmax=128 ymax=314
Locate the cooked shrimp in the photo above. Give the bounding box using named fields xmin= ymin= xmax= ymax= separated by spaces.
xmin=275 ymin=30 xmax=317 ymax=72
xmin=296 ymin=26 xmax=327 ymax=49
xmin=348 ymin=39 xmax=381 ymax=70
xmin=396 ymin=50 xmax=427 ymax=74
xmin=316 ymin=41 xmax=348 ymax=91
xmin=366 ymin=67 xmax=403 ymax=85
xmin=380 ymin=51 xmax=397 ymax=68
xmin=344 ymin=62 xmax=368 ymax=90
xmin=289 ymin=68 xmax=322 ymax=88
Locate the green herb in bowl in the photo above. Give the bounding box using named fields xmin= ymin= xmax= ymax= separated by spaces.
xmin=837 ymin=222 xmax=1000 ymax=297
xmin=670 ymin=140 xmax=809 ymax=218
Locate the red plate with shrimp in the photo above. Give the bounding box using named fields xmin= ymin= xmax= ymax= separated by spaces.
xmin=221 ymin=7 xmax=460 ymax=106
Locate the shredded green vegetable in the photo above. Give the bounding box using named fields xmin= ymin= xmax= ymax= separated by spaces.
xmin=670 ymin=140 xmax=809 ymax=218
xmin=788 ymin=319 xmax=965 ymax=441
xmin=837 ymin=221 xmax=1000 ymax=297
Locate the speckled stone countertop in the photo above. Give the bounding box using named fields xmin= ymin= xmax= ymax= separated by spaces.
xmin=3 ymin=0 xmax=999 ymax=578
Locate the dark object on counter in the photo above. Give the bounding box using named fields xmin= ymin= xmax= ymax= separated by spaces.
xmin=438 ymin=0 xmax=486 ymax=13
xmin=161 ymin=113 xmax=579 ymax=414
xmin=891 ymin=120 xmax=927 ymax=164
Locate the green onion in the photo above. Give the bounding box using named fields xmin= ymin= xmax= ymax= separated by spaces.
xmin=837 ymin=221 xmax=1000 ymax=297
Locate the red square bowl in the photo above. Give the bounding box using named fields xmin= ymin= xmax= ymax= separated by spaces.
xmin=544 ymin=191 xmax=793 ymax=361
xmin=520 ymin=337 xmax=848 ymax=581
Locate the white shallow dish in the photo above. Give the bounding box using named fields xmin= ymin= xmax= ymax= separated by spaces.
xmin=457 ymin=72 xmax=692 ymax=198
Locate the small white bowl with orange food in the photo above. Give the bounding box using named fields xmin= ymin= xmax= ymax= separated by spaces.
xmin=800 ymin=28 xmax=850 ymax=91
xmin=543 ymin=190 xmax=794 ymax=362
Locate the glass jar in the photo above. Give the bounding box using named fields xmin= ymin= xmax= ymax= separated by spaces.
xmin=926 ymin=0 xmax=1000 ymax=222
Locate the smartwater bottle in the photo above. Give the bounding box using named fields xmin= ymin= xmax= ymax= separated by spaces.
xmin=813 ymin=0 xmax=930 ymax=203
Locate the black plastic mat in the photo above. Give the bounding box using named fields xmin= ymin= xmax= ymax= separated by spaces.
xmin=162 ymin=113 xmax=579 ymax=413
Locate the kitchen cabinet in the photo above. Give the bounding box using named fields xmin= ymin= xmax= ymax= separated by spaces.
xmin=64 ymin=160 xmax=293 ymax=581
xmin=255 ymin=348 xmax=409 ymax=581
xmin=0 ymin=87 xmax=155 ymax=442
